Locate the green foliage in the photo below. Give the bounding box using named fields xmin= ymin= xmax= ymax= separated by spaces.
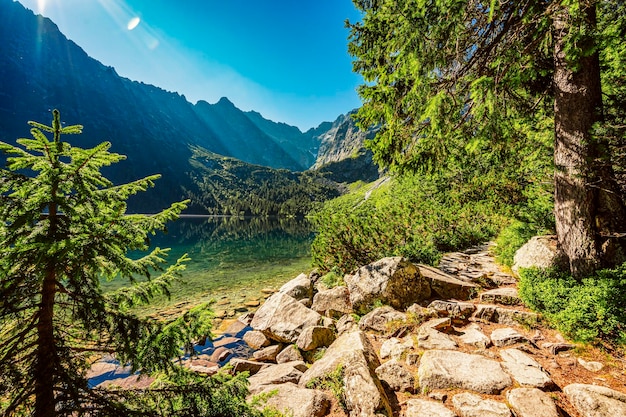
xmin=319 ymin=268 xmax=345 ymax=288
xmin=518 ymin=265 xmax=626 ymax=344
xmin=306 ymin=365 xmax=346 ymax=410
xmin=187 ymin=147 xmax=341 ymax=216
xmin=0 ymin=110 xmax=246 ymax=416
xmin=493 ymin=221 xmax=542 ymax=267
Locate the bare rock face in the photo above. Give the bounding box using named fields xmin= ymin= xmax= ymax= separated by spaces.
xmin=253 ymin=382 xmax=331 ymax=417
xmin=458 ymin=323 xmax=491 ymax=349
xmin=418 ymin=264 xmax=479 ymax=300
xmin=311 ymin=286 xmax=353 ymax=318
xmin=250 ymin=292 xmax=322 ymax=343
xmin=490 ymin=327 xmax=528 ymax=347
xmin=512 ymin=235 xmax=561 ymax=275
xmin=452 ymin=392 xmax=511 ymax=417
xmin=428 ymin=300 xmax=477 ymax=320
xmin=300 ymin=330 xmax=392 ymax=417
xmin=479 ymin=288 xmax=522 ymax=305
xmin=345 ymin=257 xmax=430 ymax=314
xmin=564 ymin=384 xmax=626 ymax=417
xmin=418 ymin=350 xmax=512 ymax=394
xmin=379 ymin=337 xmax=413 ymax=360
xmin=506 ymin=388 xmax=560 ymax=417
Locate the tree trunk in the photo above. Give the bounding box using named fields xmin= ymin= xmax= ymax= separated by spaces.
xmin=34 ymin=200 xmax=58 ymax=417
xmin=553 ymin=3 xmax=626 ymax=278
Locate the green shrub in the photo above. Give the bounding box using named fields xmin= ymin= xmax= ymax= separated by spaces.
xmin=493 ymin=221 xmax=540 ymax=267
xmin=519 ymin=265 xmax=626 ymax=344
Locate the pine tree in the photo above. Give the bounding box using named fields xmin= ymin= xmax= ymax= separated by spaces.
xmin=0 ymin=110 xmax=225 ymax=416
xmin=348 ymin=0 xmax=626 ymax=277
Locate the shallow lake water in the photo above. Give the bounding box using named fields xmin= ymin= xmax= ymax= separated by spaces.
xmin=100 ymin=215 xmax=314 ymax=318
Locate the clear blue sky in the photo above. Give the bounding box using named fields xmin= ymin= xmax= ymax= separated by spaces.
xmin=17 ymin=0 xmax=363 ymax=130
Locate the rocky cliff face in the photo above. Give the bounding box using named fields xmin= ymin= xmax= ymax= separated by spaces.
xmin=311 ymin=111 xmax=381 ymax=183
xmin=0 ymin=0 xmax=379 ymax=213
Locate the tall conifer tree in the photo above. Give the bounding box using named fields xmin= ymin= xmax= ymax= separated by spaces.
xmin=0 ymin=110 xmax=223 ymax=416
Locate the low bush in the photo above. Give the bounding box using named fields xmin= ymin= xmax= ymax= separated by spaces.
xmin=518 ymin=265 xmax=626 ymax=344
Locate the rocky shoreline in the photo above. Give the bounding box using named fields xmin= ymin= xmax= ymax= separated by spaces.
xmin=89 ymin=243 xmax=626 ymax=417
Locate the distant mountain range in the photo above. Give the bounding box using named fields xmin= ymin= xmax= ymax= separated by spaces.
xmin=0 ymin=0 xmax=379 ymax=213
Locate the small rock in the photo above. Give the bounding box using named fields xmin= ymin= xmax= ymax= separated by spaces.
xmin=541 ymin=342 xmax=575 ymax=355
xmin=248 ymin=361 xmax=308 ymax=394
xmin=506 ymin=388 xmax=560 ymax=417
xmin=578 ymin=358 xmax=604 ymax=372
xmin=418 ymin=264 xmax=479 ymax=300
xmin=459 ymin=323 xmax=491 ymax=349
xmin=358 ymin=306 xmax=407 ymax=333
xmin=404 ymin=398 xmax=456 ymax=417
xmin=417 ymin=327 xmax=458 ymax=350
xmin=490 ymin=327 xmax=528 ymax=347
xmin=311 ymin=286 xmax=352 ymax=318
xmin=276 ymin=344 xmax=304 ymax=364
xmin=296 ymin=326 xmax=336 ymax=351
xmin=379 ymin=337 xmax=413 ymax=360
xmin=243 ymin=330 xmax=271 ymax=350
xmin=374 ymin=359 xmax=415 ymax=393
xmin=253 ymin=344 xmax=283 ymax=362
xmin=278 ymin=273 xmax=314 ymax=302
xmin=336 ymin=314 xmax=358 ymax=335
xmin=209 ymin=346 xmax=232 ymax=363
xmin=452 ymin=392 xmax=511 ymax=417
xmin=229 ymin=358 xmax=267 ymax=375
xmin=421 ymin=317 xmax=452 ymax=331
xmin=480 ymin=288 xmax=521 ymax=305
xmin=427 ymin=300 xmax=476 ymax=320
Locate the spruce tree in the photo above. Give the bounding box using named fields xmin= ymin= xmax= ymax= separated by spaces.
xmin=0 ymin=110 xmax=230 ymax=416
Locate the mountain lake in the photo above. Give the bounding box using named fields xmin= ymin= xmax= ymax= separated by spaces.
xmin=100 ymin=215 xmax=315 ymax=320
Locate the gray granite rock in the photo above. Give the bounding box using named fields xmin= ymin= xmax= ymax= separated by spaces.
xmin=252 ymin=344 xmax=283 ymax=362
xmin=374 ymin=359 xmax=415 ymax=393
xmin=379 ymin=337 xmax=413 ymax=360
xmin=276 ymin=344 xmax=304 ymax=364
xmin=417 ymin=327 xmax=458 ymax=350
xmin=564 ymin=384 xmax=626 ymax=417
xmin=452 ymin=393 xmax=511 ymax=417
xmin=418 ymin=350 xmax=512 ymax=394
xmin=499 ymin=348 xmax=553 ymax=388
xmin=311 ymin=286 xmax=352 ymax=318
xmin=427 ymin=300 xmax=477 ymax=320
xmin=479 ymin=287 xmax=521 ymax=305
xmin=490 ymin=327 xmax=528 ymax=347
xmin=418 ymin=264 xmax=479 ymax=300
xmin=247 ymin=361 xmax=308 ymax=394
xmin=506 ymin=388 xmax=560 ymax=417
xmin=296 ymin=325 xmax=336 ymax=351
xmin=405 ymin=398 xmax=457 ymax=417
xmin=278 ymin=273 xmax=314 ymax=302
xmin=253 ymin=382 xmax=331 ymax=417
xmin=345 ymin=257 xmax=430 ymax=314
xmin=358 ymin=306 xmax=407 ymax=333
xmin=458 ymin=323 xmax=491 ymax=349
xmin=243 ymin=330 xmax=271 ymax=350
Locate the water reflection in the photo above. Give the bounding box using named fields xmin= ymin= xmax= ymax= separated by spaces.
xmin=104 ymin=216 xmax=314 ymax=314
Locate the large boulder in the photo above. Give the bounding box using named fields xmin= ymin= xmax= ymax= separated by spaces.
xmin=250 ymin=292 xmax=322 ymax=343
xmin=418 ymin=350 xmax=512 ymax=394
xmin=278 ymin=273 xmax=314 ymax=302
xmin=300 ymin=330 xmax=392 ymax=417
xmin=311 ymin=286 xmax=353 ymax=318
xmin=253 ymin=382 xmax=331 ymax=417
xmin=345 ymin=257 xmax=430 ymax=314
xmin=564 ymin=384 xmax=626 ymax=417
xmin=418 ymin=264 xmax=479 ymax=300
xmin=374 ymin=359 xmax=415 ymax=393
xmin=512 ymin=235 xmax=561 ymax=275
xmin=296 ymin=326 xmax=336 ymax=351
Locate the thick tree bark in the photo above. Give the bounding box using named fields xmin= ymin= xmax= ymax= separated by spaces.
xmin=553 ymin=3 xmax=626 ymax=278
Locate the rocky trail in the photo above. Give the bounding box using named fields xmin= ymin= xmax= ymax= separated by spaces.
xmin=89 ymin=243 xmax=626 ymax=417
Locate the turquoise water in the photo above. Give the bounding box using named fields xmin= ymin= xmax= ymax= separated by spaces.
xmin=100 ymin=216 xmax=314 ymax=317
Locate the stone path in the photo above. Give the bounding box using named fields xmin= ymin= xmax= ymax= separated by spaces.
xmin=89 ymin=244 xmax=626 ymax=417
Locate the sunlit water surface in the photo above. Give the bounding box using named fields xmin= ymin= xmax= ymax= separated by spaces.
xmin=100 ymin=216 xmax=314 ymax=318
